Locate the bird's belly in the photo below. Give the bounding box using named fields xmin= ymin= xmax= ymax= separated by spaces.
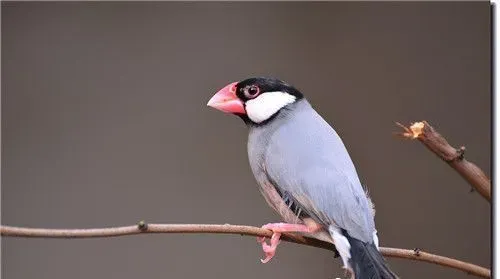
xmin=256 ymin=175 xmax=301 ymax=224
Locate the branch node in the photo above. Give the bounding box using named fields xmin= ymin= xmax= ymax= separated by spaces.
xmin=413 ymin=248 xmax=421 ymax=256
xmin=457 ymin=146 xmax=466 ymax=160
xmin=444 ymin=146 xmax=466 ymax=162
xmin=138 ymin=220 xmax=148 ymax=231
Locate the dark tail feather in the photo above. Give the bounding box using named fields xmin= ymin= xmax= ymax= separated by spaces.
xmin=345 ymin=233 xmax=398 ymax=279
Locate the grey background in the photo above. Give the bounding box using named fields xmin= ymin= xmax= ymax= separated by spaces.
xmin=2 ymin=2 xmax=491 ymax=279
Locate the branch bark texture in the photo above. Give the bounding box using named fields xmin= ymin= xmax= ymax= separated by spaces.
xmin=1 ymin=223 xmax=491 ymax=278
xmin=397 ymin=121 xmax=491 ymax=202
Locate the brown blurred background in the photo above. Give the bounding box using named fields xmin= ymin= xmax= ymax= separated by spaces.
xmin=2 ymin=2 xmax=491 ymax=279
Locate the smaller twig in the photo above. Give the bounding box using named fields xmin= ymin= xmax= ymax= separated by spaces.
xmin=0 ymin=223 xmax=491 ymax=278
xmin=396 ymin=121 xmax=491 ymax=202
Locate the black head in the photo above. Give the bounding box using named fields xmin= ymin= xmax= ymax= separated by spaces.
xmin=234 ymin=77 xmax=303 ymax=103
xmin=207 ymin=77 xmax=304 ymax=126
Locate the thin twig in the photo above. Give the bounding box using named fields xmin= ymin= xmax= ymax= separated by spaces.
xmin=383 ymin=247 xmax=490 ymax=278
xmin=396 ymin=121 xmax=491 ymax=202
xmin=1 ymin=223 xmax=491 ymax=278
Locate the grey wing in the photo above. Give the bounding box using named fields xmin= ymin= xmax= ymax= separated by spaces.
xmin=263 ymin=110 xmax=375 ymax=243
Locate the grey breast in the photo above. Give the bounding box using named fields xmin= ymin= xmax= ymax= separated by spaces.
xmin=247 ymin=99 xmax=375 ymax=243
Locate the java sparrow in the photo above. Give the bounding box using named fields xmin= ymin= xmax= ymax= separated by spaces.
xmin=207 ymin=77 xmax=398 ymax=279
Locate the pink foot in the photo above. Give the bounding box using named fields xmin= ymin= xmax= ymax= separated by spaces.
xmin=257 ymin=231 xmax=281 ymax=263
xmin=257 ymin=222 xmax=318 ymax=263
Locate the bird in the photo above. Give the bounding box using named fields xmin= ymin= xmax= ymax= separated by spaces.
xmin=207 ymin=77 xmax=398 ymax=279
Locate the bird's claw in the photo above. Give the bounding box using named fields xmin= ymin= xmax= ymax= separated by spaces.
xmin=257 ymin=231 xmax=281 ymax=263
xmin=256 ymin=222 xmax=313 ymax=263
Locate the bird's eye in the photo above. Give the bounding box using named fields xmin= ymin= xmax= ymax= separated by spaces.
xmin=243 ymin=85 xmax=260 ymax=99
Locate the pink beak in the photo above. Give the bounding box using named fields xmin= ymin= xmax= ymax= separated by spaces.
xmin=207 ymin=82 xmax=246 ymax=114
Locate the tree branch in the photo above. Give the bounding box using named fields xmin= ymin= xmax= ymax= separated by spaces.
xmin=396 ymin=121 xmax=491 ymax=202
xmin=1 ymin=223 xmax=490 ymax=278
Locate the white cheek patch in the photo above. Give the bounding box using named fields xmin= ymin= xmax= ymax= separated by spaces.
xmin=245 ymin=91 xmax=296 ymax=123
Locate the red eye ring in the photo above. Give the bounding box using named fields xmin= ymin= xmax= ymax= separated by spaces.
xmin=244 ymin=85 xmax=260 ymax=99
